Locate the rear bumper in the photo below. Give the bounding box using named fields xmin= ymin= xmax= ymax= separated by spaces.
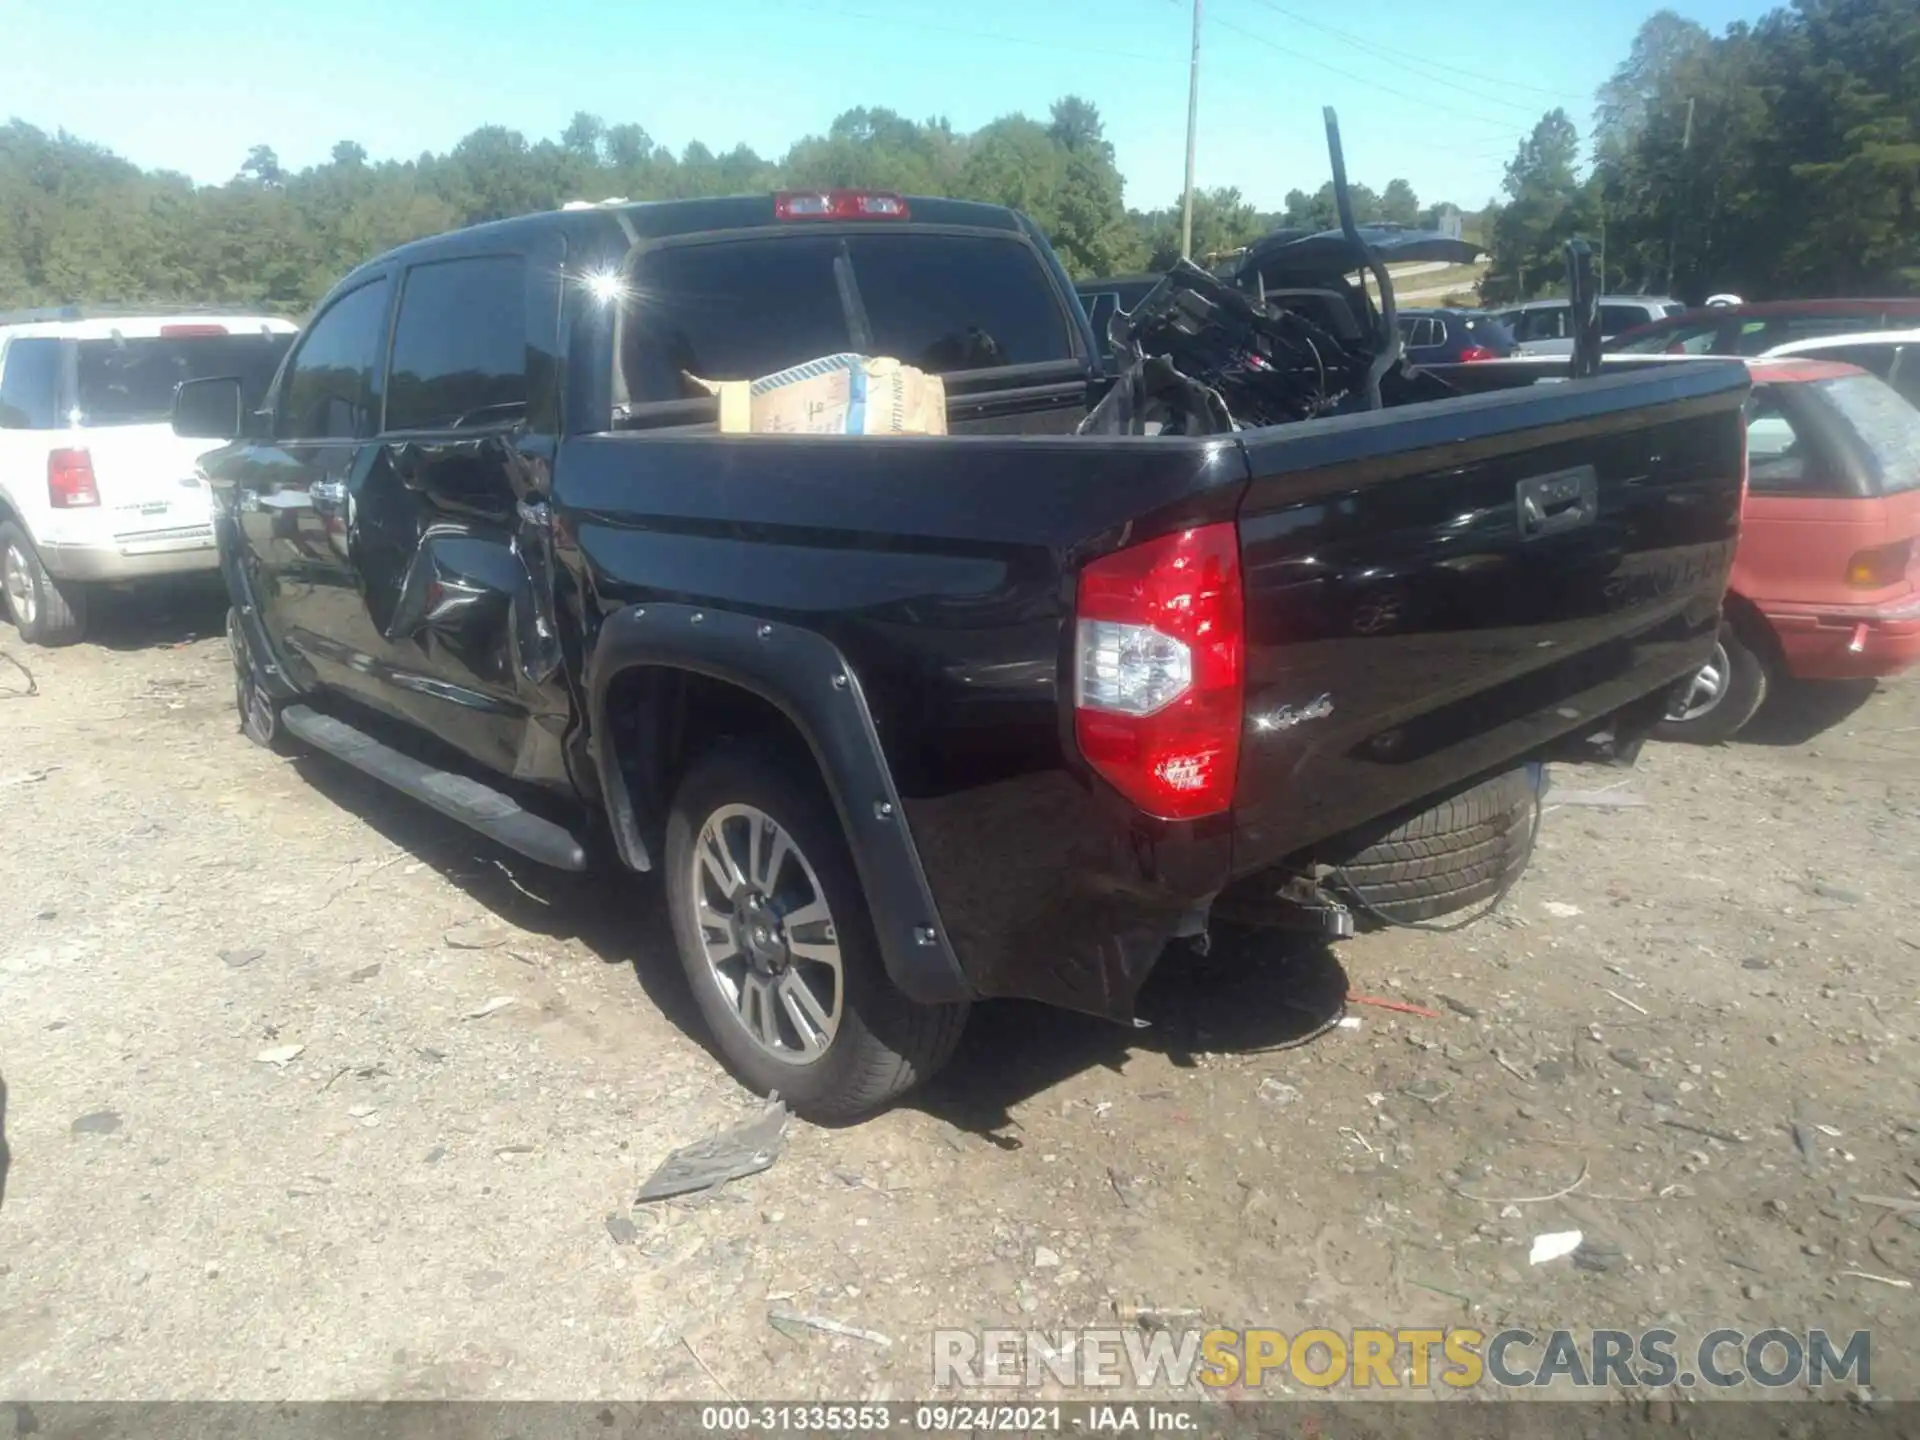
xmin=1762 ymin=593 xmax=1920 ymax=680
xmin=909 ymin=607 xmax=1710 ymax=1021
xmin=41 ymin=528 xmax=218 ymax=582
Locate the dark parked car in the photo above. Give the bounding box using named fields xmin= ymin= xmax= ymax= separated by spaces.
xmin=174 ymin=189 xmax=1749 ymax=1120
xmin=1396 ymin=308 xmax=1514 ymax=364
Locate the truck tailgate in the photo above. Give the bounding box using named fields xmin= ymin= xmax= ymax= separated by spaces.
xmin=1228 ymin=361 xmax=1748 ymax=867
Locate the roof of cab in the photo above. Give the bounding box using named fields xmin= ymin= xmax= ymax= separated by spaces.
xmin=345 ymin=192 xmax=1033 ymax=288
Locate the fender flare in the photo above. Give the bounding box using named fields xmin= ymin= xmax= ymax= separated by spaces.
xmin=585 ymin=602 xmax=971 ymax=1006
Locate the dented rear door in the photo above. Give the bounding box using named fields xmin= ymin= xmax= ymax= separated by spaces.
xmin=339 ymin=233 xmax=574 ymax=787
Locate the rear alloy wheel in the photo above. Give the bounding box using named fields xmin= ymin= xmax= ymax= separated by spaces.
xmin=1654 ymin=623 xmax=1768 ymax=745
xmin=665 ymin=744 xmax=967 ymax=1122
xmin=690 ymin=802 xmax=846 ymax=1065
xmin=0 ymin=522 xmax=87 ymax=647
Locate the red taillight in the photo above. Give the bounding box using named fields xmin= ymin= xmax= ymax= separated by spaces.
xmin=1457 ymin=345 xmax=1497 ymax=362
xmin=1846 ymin=539 xmax=1912 ymax=589
xmin=48 ymin=448 xmax=99 ymax=509
xmin=774 ymin=190 xmax=911 ymax=222
xmin=1073 ymin=523 xmax=1245 ymax=821
xmin=160 ymin=323 xmax=227 ymax=337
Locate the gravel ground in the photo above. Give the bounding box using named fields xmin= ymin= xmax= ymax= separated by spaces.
xmin=2 ymin=588 xmax=1917 ymax=1403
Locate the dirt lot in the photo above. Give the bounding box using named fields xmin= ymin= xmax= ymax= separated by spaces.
xmin=2 ymin=589 xmax=1917 ymax=1404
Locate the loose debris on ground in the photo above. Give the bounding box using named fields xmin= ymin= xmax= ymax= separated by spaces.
xmin=0 ymin=603 xmax=1916 ymax=1401
xmin=637 ymin=1099 xmax=790 ymax=1204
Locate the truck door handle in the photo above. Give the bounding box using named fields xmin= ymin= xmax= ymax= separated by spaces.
xmin=311 ymin=479 xmax=346 ymax=510
xmin=1515 ymin=466 xmax=1598 ymax=540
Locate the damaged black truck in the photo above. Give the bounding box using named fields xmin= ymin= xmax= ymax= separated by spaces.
xmin=175 ymin=133 xmax=1748 ymax=1120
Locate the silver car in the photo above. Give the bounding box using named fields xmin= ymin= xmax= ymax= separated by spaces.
xmin=1494 ymin=296 xmax=1686 ymax=357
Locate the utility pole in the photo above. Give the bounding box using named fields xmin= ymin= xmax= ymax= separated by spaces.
xmin=1181 ymin=0 xmax=1202 ymax=260
xmin=1665 ymin=96 xmax=1694 ymax=294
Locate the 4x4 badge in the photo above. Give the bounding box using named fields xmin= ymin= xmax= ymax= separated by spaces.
xmin=1252 ymin=694 xmax=1334 ymax=733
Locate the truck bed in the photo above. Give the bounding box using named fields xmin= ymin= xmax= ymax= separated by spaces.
xmin=560 ymin=357 xmax=1749 ymax=1017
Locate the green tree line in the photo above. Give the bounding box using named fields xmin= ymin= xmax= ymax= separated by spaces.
xmin=6 ymin=0 xmax=1912 ymax=319
xmin=0 ymin=96 xmax=1446 ymax=314
xmin=1486 ymin=0 xmax=1919 ymax=303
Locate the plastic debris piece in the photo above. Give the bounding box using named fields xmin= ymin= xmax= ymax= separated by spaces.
xmin=637 ymin=1098 xmax=789 ymax=1203
xmin=1530 ymin=1230 xmax=1584 ymax=1266
xmin=766 ymin=1307 xmax=892 ymax=1349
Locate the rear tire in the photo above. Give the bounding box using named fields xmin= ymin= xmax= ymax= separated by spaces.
xmin=664 ymin=744 xmax=968 ymax=1123
xmin=1654 ymin=623 xmax=1767 ymax=745
xmin=1 ymin=523 xmax=88 ymax=647
xmin=1324 ymin=767 xmax=1539 ymax=925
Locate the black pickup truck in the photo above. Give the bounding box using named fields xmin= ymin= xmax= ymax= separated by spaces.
xmin=172 ymin=188 xmax=1748 ymax=1120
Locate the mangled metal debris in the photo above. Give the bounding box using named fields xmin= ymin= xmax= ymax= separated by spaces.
xmin=1081 ymin=107 xmax=1480 ymax=437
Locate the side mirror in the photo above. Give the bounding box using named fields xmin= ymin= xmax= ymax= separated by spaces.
xmin=172 ymin=377 xmax=244 ymax=441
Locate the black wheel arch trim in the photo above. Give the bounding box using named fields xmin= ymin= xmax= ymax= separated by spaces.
xmin=586 ymin=601 xmax=971 ymax=1006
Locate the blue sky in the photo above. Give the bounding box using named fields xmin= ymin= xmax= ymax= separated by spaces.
xmin=6 ymin=0 xmax=1773 ymax=213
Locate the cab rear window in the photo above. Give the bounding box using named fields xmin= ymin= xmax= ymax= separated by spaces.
xmin=1813 ymin=373 xmax=1920 ymax=494
xmin=621 ymin=232 xmax=1075 ymax=404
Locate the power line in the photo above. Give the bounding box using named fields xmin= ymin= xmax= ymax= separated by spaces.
xmin=1238 ymin=0 xmax=1589 ymax=104
xmin=774 ymin=0 xmax=1179 ymax=67
xmin=1209 ymin=11 xmax=1535 ymax=137
xmin=1236 ymin=0 xmax=1571 ymax=118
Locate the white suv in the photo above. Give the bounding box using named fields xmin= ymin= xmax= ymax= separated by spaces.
xmin=0 ymin=309 xmax=297 ymax=645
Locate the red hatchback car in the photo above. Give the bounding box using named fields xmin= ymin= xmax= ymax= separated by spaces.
xmin=1659 ymin=357 xmax=1920 ymax=742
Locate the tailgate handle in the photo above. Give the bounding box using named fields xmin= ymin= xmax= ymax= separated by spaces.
xmin=1516 ymin=465 xmax=1598 ymax=540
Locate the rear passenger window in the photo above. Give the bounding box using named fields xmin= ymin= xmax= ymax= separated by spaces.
xmin=1744 ymin=391 xmax=1836 ymax=495
xmin=621 ymin=233 xmax=1074 ymax=404
xmin=1599 ymin=304 xmax=1647 ymax=336
xmin=1397 ymin=318 xmax=1443 ymax=348
xmin=276 ymin=279 xmax=390 ymax=440
xmin=0 ymin=338 xmax=63 ymax=429
xmin=386 ymin=255 xmax=528 ymax=431
xmin=1516 ymin=307 xmax=1567 ymax=342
